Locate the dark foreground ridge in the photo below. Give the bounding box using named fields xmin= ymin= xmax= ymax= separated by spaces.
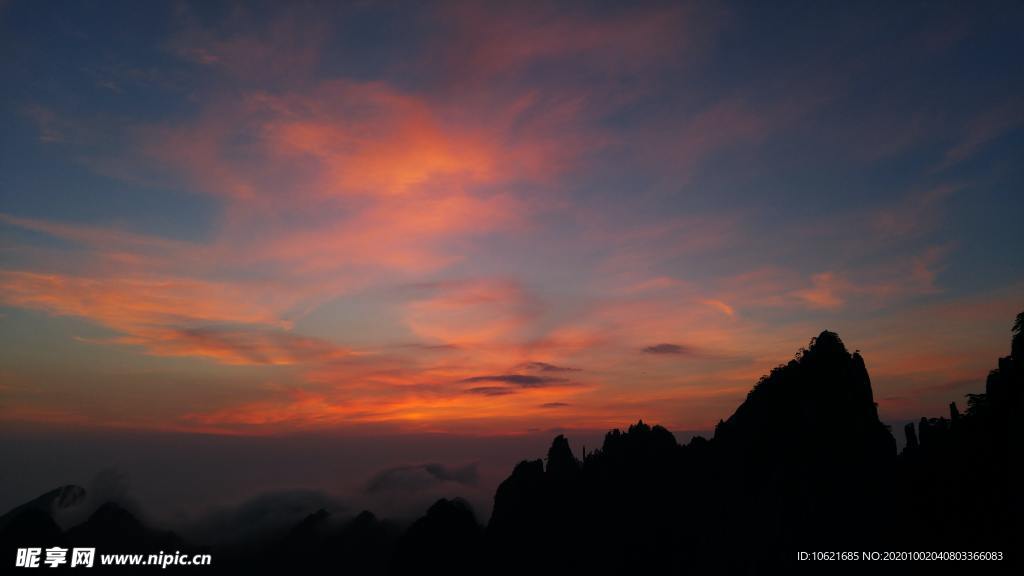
xmin=3 ymin=314 xmax=1022 ymax=574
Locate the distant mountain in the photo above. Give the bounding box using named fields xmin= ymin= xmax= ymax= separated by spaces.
xmin=0 ymin=485 xmax=85 ymax=547
xmin=0 ymin=484 xmax=86 ymax=526
xmin=392 ymin=498 xmax=482 ymax=576
xmin=64 ymin=501 xmax=183 ymax=553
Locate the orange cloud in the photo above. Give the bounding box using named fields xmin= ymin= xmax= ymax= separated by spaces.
xmin=795 ymin=272 xmax=847 ymax=310
xmin=180 ymin=371 xmax=594 ymax=433
xmin=0 ymin=270 xmax=342 ymax=365
xmin=125 ymin=327 xmax=345 ymax=366
xmin=791 ymin=247 xmax=947 ymax=311
xmin=702 ymin=299 xmax=736 ymax=317
xmin=403 ymin=279 xmax=539 ymax=347
xmin=144 ymin=78 xmax=563 ymax=207
xmin=259 ymin=83 xmax=497 ymax=198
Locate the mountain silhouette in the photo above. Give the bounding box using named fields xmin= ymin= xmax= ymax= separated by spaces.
xmin=710 ymin=331 xmax=897 ymax=569
xmin=895 ymin=311 xmax=1023 ymax=556
xmin=0 ymin=485 xmax=85 ymax=548
xmin=3 ymin=314 xmax=1021 ymax=574
xmin=64 ymin=502 xmax=183 ymax=554
xmin=392 ymin=498 xmax=482 ymax=575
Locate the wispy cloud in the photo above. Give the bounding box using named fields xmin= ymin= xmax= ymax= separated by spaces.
xmin=461 ymin=374 xmax=566 ymax=386
xmin=943 ymin=97 xmax=1024 ymax=166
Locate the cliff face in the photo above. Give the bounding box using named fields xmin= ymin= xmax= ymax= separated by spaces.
xmin=479 ymin=330 xmax=905 ymax=574
xmin=714 ymin=330 xmax=895 ymax=463
xmin=895 ymin=312 xmax=1023 ymax=554
xmin=479 ymin=323 xmax=1022 ymax=574
xmin=708 ymin=331 xmax=897 ymax=561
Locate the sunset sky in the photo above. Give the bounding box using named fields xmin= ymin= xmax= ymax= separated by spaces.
xmin=1 ymin=0 xmax=1022 ymax=443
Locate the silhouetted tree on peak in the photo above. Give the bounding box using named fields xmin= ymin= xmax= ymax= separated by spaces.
xmin=629 ymin=419 xmax=651 ymax=433
xmin=966 ymin=392 xmax=989 ymax=417
xmin=596 ymin=420 xmax=678 ymax=461
xmin=978 ymin=311 xmax=1024 ymax=422
xmin=1012 ymin=311 xmax=1024 ymax=363
xmin=800 ymin=329 xmax=845 ymax=360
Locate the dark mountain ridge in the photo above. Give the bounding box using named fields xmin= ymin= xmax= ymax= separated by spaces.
xmin=3 ymin=315 xmax=1021 ymax=574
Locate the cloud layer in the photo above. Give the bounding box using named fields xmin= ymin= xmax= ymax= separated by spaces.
xmin=1 ymin=1 xmax=1022 ymax=433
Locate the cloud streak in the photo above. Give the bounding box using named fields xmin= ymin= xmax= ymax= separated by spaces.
xmin=642 ymin=343 xmax=694 ymax=356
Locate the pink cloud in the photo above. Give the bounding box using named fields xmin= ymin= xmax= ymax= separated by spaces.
xmin=794 ymin=272 xmax=848 ymax=310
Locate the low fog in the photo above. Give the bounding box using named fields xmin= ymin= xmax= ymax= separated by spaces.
xmin=1 ymin=424 xmax=707 ymax=539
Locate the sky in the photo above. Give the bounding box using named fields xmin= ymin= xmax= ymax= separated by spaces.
xmin=1 ymin=0 xmax=1023 ymax=517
